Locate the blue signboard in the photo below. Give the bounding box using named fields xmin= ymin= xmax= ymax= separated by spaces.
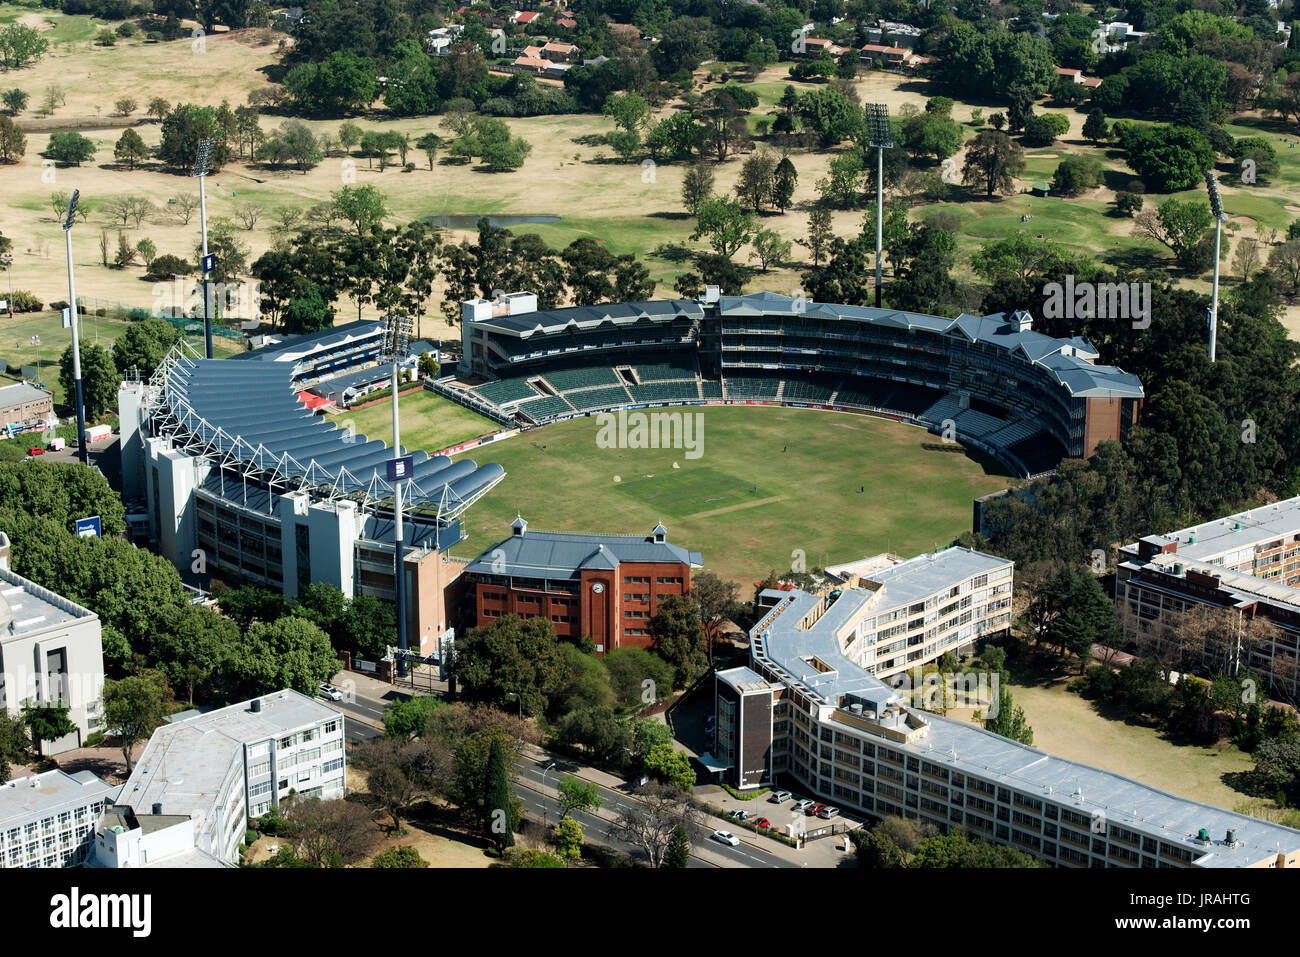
xmin=386 ymin=456 xmax=414 ymax=482
xmin=201 ymin=253 xmax=217 ymax=273
xmin=75 ymin=515 xmax=101 ymax=539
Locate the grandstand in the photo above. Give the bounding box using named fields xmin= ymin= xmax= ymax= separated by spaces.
xmin=434 ymin=291 xmax=1144 ymax=479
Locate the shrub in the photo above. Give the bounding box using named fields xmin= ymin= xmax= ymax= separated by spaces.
xmin=84 ymin=731 xmax=105 ymax=747
xmin=1115 ymin=191 xmax=1144 ymax=215
xmin=145 ymin=254 xmax=193 ymax=280
xmin=244 ymin=828 xmax=258 ymax=845
xmin=8 ymin=290 xmax=42 ymax=312
xmin=372 ymin=845 xmax=429 ymax=868
xmin=1053 ymin=155 xmax=1103 ymax=196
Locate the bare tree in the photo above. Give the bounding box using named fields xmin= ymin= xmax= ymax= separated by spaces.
xmin=170 ymin=193 xmax=200 ymax=225
xmin=282 ymin=797 xmax=378 ymax=867
xmin=105 ymin=195 xmax=132 ymax=227
xmin=607 ymin=782 xmax=699 ymax=868
xmin=1233 ymin=237 xmax=1262 ymax=283
xmin=234 ymin=201 xmax=262 ymax=230
xmin=126 ymin=197 xmax=154 ymax=229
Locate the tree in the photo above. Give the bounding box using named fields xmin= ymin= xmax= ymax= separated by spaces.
xmin=962 ymin=130 xmax=1025 ymax=197
xmin=169 ymin=193 xmax=200 ymax=226
xmin=0 ymin=710 xmax=30 ymax=784
xmin=1115 ymin=191 xmax=1144 ymax=216
xmin=1269 ymin=240 xmax=1300 ymax=293
xmin=0 ymin=115 xmax=24 ymax=164
xmin=113 ymin=128 xmax=149 ymax=170
xmin=58 ymin=341 xmax=118 ymax=419
xmin=284 ymin=50 xmax=378 ymax=115
xmin=0 ymin=23 xmax=49 ymax=69
xmin=799 ymin=207 xmax=835 ymax=266
xmin=690 ymin=198 xmax=757 ymax=260
xmin=750 ymin=229 xmax=791 ymax=272
xmin=643 ymin=742 xmax=696 ymax=791
xmin=771 ymin=157 xmax=797 ymax=213
xmin=284 ymin=797 xmax=376 ymax=867
xmin=383 ymin=696 xmax=444 ymax=741
xmin=1122 ymin=124 xmax=1215 ymax=192
xmin=454 ymin=614 xmax=568 ymax=716
xmin=231 ymin=617 xmax=340 ymax=698
xmin=484 ymin=737 xmax=515 ymax=852
xmin=1132 ymin=198 xmax=1214 ymax=265
xmin=1082 ymin=108 xmax=1110 ymax=145
xmin=146 ymin=97 xmax=170 ymax=123
xmin=22 ymin=703 xmax=77 ymax=755
xmin=2 ymin=88 xmax=28 ymax=115
xmin=736 ymin=151 xmax=778 ymax=213
xmin=681 ymin=163 xmax=715 ymax=216
xmin=112 ymin=315 xmax=182 ymax=378
xmin=103 ymin=674 xmax=170 ymax=772
xmin=556 ymin=775 xmax=603 ymax=819
xmin=551 ymin=815 xmax=583 ymax=859
xmin=338 ymin=121 xmax=362 ymax=154
xmin=608 ymin=782 xmax=698 ymax=867
xmin=156 ymin=103 xmax=232 ymax=171
xmin=649 ymin=594 xmax=709 ymax=689
xmin=45 ymin=131 xmax=95 ymax=166
xmin=416 ymin=132 xmax=440 ymax=170
xmin=1051 ymin=155 xmax=1104 ymax=197
xmin=114 ymin=97 xmax=138 ymax=117
xmin=664 ymin=823 xmax=690 ymax=868
xmin=983 ymin=682 xmax=1034 ymax=745
xmin=365 ymin=749 xmax=417 ymax=833
xmin=372 ymin=845 xmax=428 ymax=868
xmin=799 ymin=87 xmax=863 ymax=148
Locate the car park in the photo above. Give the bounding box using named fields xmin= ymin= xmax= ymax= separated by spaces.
xmin=712 ymin=829 xmax=740 ymax=847
xmin=770 ymin=790 xmax=792 ymax=803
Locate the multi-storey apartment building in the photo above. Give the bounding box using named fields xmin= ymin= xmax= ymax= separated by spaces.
xmin=0 ymin=533 xmax=106 ymax=754
xmin=716 ymin=550 xmax=1300 ymax=868
xmin=115 ymin=690 xmax=346 ymax=865
xmin=1116 ymin=496 xmax=1300 ymax=699
xmin=456 ymin=517 xmax=701 ymax=654
xmin=0 ymin=769 xmax=119 ymax=868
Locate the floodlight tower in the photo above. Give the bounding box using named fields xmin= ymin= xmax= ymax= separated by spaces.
xmin=384 ymin=313 xmax=415 ymax=678
xmin=865 ymin=104 xmax=893 ymax=309
xmin=1204 ymin=169 xmax=1228 ymax=363
xmin=191 ymin=138 xmax=215 ymax=359
xmin=62 ymin=190 xmax=88 ymax=465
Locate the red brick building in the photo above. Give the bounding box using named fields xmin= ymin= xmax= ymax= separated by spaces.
xmin=459 ymin=517 xmax=702 ymax=653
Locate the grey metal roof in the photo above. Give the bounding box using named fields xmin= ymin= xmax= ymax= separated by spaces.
xmin=159 ymin=353 xmax=504 ymax=515
xmin=0 ymin=564 xmax=97 ymax=638
xmin=468 ymin=300 xmax=703 ymax=338
xmin=463 ymin=524 xmax=702 ymax=579
xmin=0 ymin=382 xmax=52 ymax=408
xmin=716 ymin=293 xmax=1144 ymax=400
xmin=864 ymin=548 xmax=1012 ymax=612
xmin=1131 ymin=496 xmax=1300 ymax=564
xmin=228 ymin=319 xmax=384 ymax=363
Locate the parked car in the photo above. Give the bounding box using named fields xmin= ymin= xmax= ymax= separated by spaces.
xmin=27 ymin=447 xmax=44 ymax=456
xmin=729 ymin=809 xmax=749 ymax=821
xmin=318 ymin=683 xmax=344 ymax=702
xmin=806 ymin=803 xmax=827 ymax=816
xmin=793 ymin=799 xmax=815 ymax=812
xmin=712 ymin=829 xmax=740 ymax=847
xmin=770 ymin=789 xmax=792 ymax=803
xmin=754 ymin=817 xmax=771 ymax=829
xmin=817 ymin=806 xmax=840 ymax=819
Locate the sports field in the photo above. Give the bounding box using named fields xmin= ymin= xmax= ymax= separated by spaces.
xmin=328 ymin=394 xmax=1013 ymax=585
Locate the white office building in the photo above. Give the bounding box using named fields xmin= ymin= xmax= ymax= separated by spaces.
xmin=0 ymin=769 xmax=120 ymax=868
xmin=115 ymin=689 xmax=346 ymax=865
xmin=0 ymin=532 xmax=106 ymax=754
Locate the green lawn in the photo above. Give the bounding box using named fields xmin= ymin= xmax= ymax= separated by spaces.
xmin=436 ymin=405 xmax=1013 ymax=584
xmin=325 ymin=388 xmax=499 ymax=455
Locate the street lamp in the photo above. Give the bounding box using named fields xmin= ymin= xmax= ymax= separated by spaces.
xmin=384 ymin=312 xmax=414 ymax=678
xmin=1204 ymin=169 xmax=1227 ymax=363
xmin=865 ymin=103 xmax=892 ymax=309
xmin=191 ymin=138 xmax=215 ymax=360
xmin=62 ymin=190 xmax=88 ymax=466
xmin=541 ymin=761 xmax=556 ymax=827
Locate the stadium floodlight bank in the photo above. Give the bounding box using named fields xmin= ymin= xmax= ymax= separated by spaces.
xmin=452 ymin=291 xmax=1143 ymax=479
xmin=714 ymin=547 xmax=1300 ymax=868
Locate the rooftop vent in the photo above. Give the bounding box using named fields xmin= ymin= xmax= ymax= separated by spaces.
xmin=1226 ymin=828 xmax=1237 ymax=845
xmin=152 ymin=802 xmax=163 ymax=815
xmin=250 ymin=698 xmax=263 ymax=713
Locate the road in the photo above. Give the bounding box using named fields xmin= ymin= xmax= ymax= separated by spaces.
xmin=514 ymin=757 xmax=798 ymax=869
xmin=330 ymin=693 xmax=389 ymax=743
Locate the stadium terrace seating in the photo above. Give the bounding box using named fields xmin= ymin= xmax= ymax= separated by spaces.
xmin=632 ymin=357 xmax=700 ymax=381
xmin=780 ymin=375 xmax=839 ymax=403
xmin=953 ymin=408 xmax=1007 ymax=438
xmin=566 ymin=385 xmax=635 ymax=411
xmin=516 ymin=395 xmax=575 ymax=420
xmin=541 ymin=363 xmax=621 ymax=391
xmin=921 ymin=395 xmax=966 ymax=427
xmin=628 ymin=381 xmax=701 ymax=403
xmin=475 ymin=376 xmax=539 ymax=406
xmin=833 ymin=377 xmax=898 ymax=409
xmin=724 ymin=374 xmax=783 ymax=400
xmin=984 ymin=419 xmax=1041 ymax=447
xmin=700 ymin=379 xmax=724 ymax=399
xmin=883 ymin=382 xmax=944 ymax=417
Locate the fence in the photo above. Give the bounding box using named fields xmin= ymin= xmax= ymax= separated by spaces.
xmin=74 ymin=296 xmax=245 ymax=340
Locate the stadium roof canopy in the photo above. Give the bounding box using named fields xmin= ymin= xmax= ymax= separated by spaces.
xmin=467 ymin=300 xmax=704 ymax=338
xmin=151 ymin=343 xmax=503 ymax=521
xmin=716 ymin=293 xmax=1144 ymax=400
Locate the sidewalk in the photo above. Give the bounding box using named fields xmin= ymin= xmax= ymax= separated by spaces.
xmin=520 ymin=743 xmax=856 ymax=868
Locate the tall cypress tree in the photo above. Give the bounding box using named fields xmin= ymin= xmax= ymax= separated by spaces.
xmin=484 ymin=737 xmax=515 ymax=852
xmin=664 ymin=824 xmax=690 ymax=868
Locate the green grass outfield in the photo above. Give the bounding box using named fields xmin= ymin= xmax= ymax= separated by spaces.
xmin=333 ymin=393 xmax=1013 ymax=585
